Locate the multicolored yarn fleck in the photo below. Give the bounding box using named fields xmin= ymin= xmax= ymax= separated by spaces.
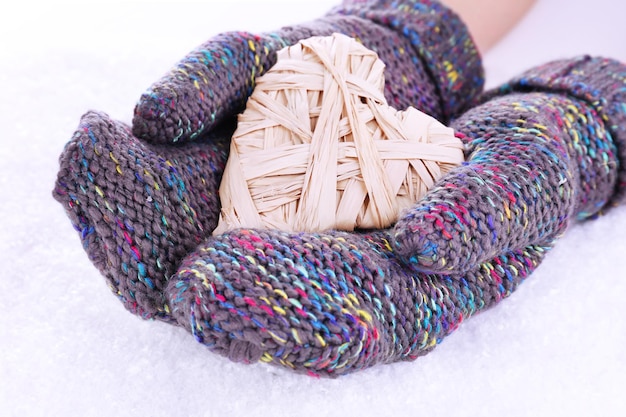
xmin=167 ymin=229 xmax=547 ymax=376
xmin=53 ymin=111 xmax=230 ymax=320
xmin=131 ymin=0 xmax=483 ymax=144
xmin=393 ymin=55 xmax=626 ymax=274
xmin=165 ymin=57 xmax=626 ymax=377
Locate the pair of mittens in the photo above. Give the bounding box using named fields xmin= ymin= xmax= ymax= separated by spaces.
xmin=53 ymin=0 xmax=625 ymax=376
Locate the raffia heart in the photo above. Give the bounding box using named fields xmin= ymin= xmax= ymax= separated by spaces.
xmin=214 ymin=33 xmax=464 ymax=234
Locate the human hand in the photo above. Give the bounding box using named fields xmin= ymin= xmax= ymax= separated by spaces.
xmin=165 ymin=56 xmax=626 ymax=376
xmin=393 ymin=56 xmax=626 ymax=274
xmin=53 ymin=0 xmax=483 ymax=321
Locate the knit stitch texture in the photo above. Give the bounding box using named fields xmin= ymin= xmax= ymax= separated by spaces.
xmin=53 ymin=112 xmax=230 ymax=320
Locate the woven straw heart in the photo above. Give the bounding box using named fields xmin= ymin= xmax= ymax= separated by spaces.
xmin=215 ymin=33 xmax=464 ymax=234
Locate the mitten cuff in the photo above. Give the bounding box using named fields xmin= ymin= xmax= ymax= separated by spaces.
xmin=484 ymin=56 xmax=626 ymax=208
xmin=332 ymin=0 xmax=484 ymax=122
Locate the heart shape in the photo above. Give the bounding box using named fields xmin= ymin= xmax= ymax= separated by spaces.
xmin=215 ymin=33 xmax=464 ymax=234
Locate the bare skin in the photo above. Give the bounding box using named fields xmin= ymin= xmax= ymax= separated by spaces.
xmin=443 ymin=0 xmax=537 ymax=53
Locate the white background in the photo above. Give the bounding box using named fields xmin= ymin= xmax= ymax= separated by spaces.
xmin=1 ymin=1 xmax=625 ymax=416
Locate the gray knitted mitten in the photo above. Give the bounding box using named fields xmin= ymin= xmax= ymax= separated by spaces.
xmin=53 ymin=0 xmax=483 ymax=321
xmin=165 ymin=56 xmax=626 ymax=376
xmin=53 ymin=112 xmax=230 ymax=320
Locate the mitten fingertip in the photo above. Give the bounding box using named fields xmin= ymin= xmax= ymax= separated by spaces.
xmin=132 ymin=87 xmax=198 ymax=144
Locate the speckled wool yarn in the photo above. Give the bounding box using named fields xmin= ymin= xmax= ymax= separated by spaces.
xmin=393 ymin=56 xmax=626 ymax=274
xmin=131 ymin=0 xmax=482 ymax=144
xmin=166 ymin=56 xmax=626 ymax=377
xmin=53 ymin=112 xmax=230 ymax=320
xmin=168 ymin=228 xmax=547 ymax=376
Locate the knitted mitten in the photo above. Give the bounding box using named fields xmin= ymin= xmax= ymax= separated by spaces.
xmin=393 ymin=56 xmax=626 ymax=274
xmin=131 ymin=0 xmax=483 ymax=144
xmin=53 ymin=112 xmax=230 ymax=320
xmin=168 ymin=229 xmax=547 ymax=377
xmin=53 ymin=0 xmax=484 ymax=321
xmin=165 ymin=57 xmax=626 ymax=376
